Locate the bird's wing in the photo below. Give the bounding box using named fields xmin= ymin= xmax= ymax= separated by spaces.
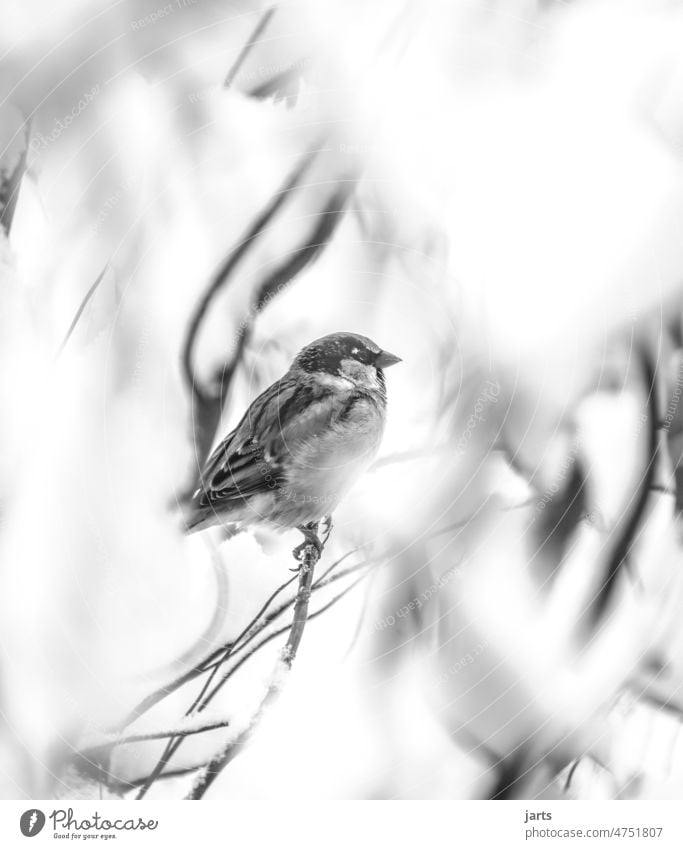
xmin=193 ymin=375 xmax=344 ymax=510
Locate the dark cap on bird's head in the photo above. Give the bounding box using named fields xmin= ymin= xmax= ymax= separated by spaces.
xmin=293 ymin=332 xmax=402 ymax=376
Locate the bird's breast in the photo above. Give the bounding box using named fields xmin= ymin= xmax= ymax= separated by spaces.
xmin=283 ymin=393 xmax=385 ymax=509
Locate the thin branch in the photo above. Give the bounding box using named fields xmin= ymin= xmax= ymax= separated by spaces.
xmin=56 ymin=262 xmax=110 ymax=357
xmin=186 ymin=542 xmax=319 ymax=799
xmin=185 ymin=173 xmax=360 ymax=478
xmin=84 ymin=718 xmax=232 ymax=751
xmin=183 ymin=570 xmax=371 ymax=744
xmin=88 ymin=567 xmax=371 ymax=797
xmin=135 ymin=537 xmax=338 ymax=800
xmin=181 ymin=147 xmax=316 ymax=407
xmin=224 ymin=7 xmax=277 ymax=89
xmin=128 ymin=573 xmax=303 ymax=800
xmin=184 ymin=573 xmax=299 ymax=715
xmin=116 ymin=554 xmax=358 ymax=732
xmin=99 ymin=762 xmax=207 ymax=794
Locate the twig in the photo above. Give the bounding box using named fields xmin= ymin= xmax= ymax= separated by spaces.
xmin=84 ymin=718 xmax=232 ymax=751
xmin=184 ymin=171 xmax=359 ymax=477
xmin=134 ymin=538 xmax=360 ymax=800
xmin=182 ymin=147 xmax=316 ymax=409
xmin=84 ymin=567 xmax=371 ymax=797
xmin=186 ymin=542 xmax=319 ymax=799
xmin=56 ymin=262 xmax=110 ymax=357
xmin=224 ymin=7 xmax=277 ymax=89
xmin=130 ymin=571 xmax=300 ymax=800
xmin=184 ymin=573 xmax=299 ymax=715
xmin=196 ymin=569 xmax=370 ymax=705
xmin=116 ymin=554 xmax=360 ymax=732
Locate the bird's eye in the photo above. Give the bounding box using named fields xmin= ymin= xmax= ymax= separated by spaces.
xmin=351 ymin=347 xmax=359 ymax=355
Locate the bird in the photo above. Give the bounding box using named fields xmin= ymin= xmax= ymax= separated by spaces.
xmin=185 ymin=332 xmax=401 ymax=556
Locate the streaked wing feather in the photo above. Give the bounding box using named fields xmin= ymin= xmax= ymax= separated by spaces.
xmin=194 ymin=375 xmax=342 ymax=512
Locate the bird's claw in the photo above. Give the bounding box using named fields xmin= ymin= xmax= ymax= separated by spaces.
xmin=292 ymin=523 xmax=323 ymax=566
xmin=320 ymin=514 xmax=333 ymax=545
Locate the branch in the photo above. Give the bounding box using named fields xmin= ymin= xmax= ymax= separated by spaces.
xmin=0 ymin=113 xmax=28 ymax=236
xmin=186 ymin=541 xmax=319 ymax=799
xmin=182 ymin=169 xmax=359 ymax=477
xmin=56 ymin=262 xmax=110 ymax=357
xmin=224 ymin=7 xmax=277 ymax=88
xmin=134 ymin=537 xmax=348 ymax=800
xmin=181 ymin=147 xmax=316 ymax=409
xmin=83 ymin=564 xmax=371 ymax=797
xmin=84 ymin=717 xmax=232 ymax=751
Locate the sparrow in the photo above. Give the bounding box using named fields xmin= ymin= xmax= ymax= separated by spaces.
xmin=185 ymin=332 xmax=401 ymax=552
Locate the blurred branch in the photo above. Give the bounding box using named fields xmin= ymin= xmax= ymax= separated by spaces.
xmin=56 ymin=262 xmax=110 ymax=357
xmin=224 ymin=7 xmax=277 ymax=89
xmin=181 ymin=149 xmax=359 ymax=480
xmin=582 ymin=346 xmax=659 ymax=632
xmin=181 ymin=147 xmax=315 ymax=406
xmin=0 ymin=113 xmax=28 ymax=236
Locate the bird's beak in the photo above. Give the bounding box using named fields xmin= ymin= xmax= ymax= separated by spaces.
xmin=375 ymin=350 xmax=402 ymax=368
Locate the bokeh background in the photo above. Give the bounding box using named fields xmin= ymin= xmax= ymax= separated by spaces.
xmin=2 ymin=0 xmax=683 ymax=799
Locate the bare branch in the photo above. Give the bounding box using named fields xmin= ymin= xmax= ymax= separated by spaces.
xmin=224 ymin=7 xmax=277 ymax=89
xmin=84 ymin=717 xmax=232 ymax=751
xmin=186 ymin=542 xmax=318 ymax=799
xmin=181 ymin=147 xmax=316 ymax=409
xmin=56 ymin=262 xmax=110 ymax=357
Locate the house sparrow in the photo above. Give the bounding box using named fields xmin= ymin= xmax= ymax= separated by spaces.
xmin=185 ymin=332 xmax=401 ymax=552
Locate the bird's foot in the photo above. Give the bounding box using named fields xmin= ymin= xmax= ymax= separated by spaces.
xmin=320 ymin=514 xmax=333 ymax=546
xmin=291 ymin=522 xmax=323 ymax=569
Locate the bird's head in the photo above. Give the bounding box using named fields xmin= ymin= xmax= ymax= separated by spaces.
xmin=292 ymin=332 xmax=401 ymax=392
